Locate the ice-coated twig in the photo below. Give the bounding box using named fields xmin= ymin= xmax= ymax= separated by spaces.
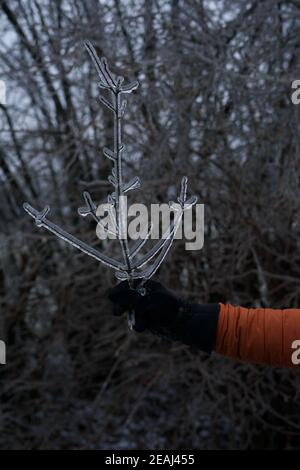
xmin=115 ymin=178 xmax=197 ymax=282
xmin=129 ymin=223 xmax=153 ymax=259
xmin=131 ymin=178 xmax=197 ymax=270
xmin=23 ymin=203 xmax=125 ymax=271
xmin=23 ymin=43 xmax=197 ymax=328
xmin=84 ymin=41 xmax=139 ymax=280
xmin=78 ymin=191 xmax=117 ymax=237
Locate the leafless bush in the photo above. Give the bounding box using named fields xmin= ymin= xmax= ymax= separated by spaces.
xmin=1 ymin=0 xmax=300 ymax=449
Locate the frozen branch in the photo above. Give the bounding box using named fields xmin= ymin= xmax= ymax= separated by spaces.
xmin=23 ymin=43 xmax=197 ymax=328
xmin=23 ymin=203 xmax=124 ymax=271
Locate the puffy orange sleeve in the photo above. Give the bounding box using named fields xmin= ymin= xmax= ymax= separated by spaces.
xmin=215 ymin=303 xmax=300 ymax=368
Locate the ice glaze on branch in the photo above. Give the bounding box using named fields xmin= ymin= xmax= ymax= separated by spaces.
xmin=23 ymin=203 xmax=124 ymax=270
xmin=23 ymin=42 xmax=197 ymax=293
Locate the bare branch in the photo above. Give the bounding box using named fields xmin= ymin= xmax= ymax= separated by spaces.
xmin=23 ymin=203 xmax=124 ymax=270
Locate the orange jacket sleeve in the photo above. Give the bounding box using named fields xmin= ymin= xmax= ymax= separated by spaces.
xmin=214 ymin=303 xmax=300 ymax=368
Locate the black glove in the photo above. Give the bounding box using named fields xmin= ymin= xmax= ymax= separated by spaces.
xmin=108 ymin=280 xmax=220 ymax=354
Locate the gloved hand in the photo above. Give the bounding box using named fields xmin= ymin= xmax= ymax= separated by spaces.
xmin=108 ymin=280 xmax=220 ymax=354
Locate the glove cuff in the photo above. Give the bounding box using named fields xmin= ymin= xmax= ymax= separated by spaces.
xmin=179 ymin=302 xmax=220 ymax=353
xmin=149 ymin=301 xmax=220 ymax=354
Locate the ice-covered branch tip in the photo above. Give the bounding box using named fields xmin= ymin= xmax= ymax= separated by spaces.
xmin=23 ymin=43 xmax=197 ymax=292
xmin=84 ymin=41 xmax=139 ymax=97
xmin=23 ymin=203 xmax=124 ymax=270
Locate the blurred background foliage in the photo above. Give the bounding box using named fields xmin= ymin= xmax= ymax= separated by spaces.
xmin=1 ymin=0 xmax=300 ymax=449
